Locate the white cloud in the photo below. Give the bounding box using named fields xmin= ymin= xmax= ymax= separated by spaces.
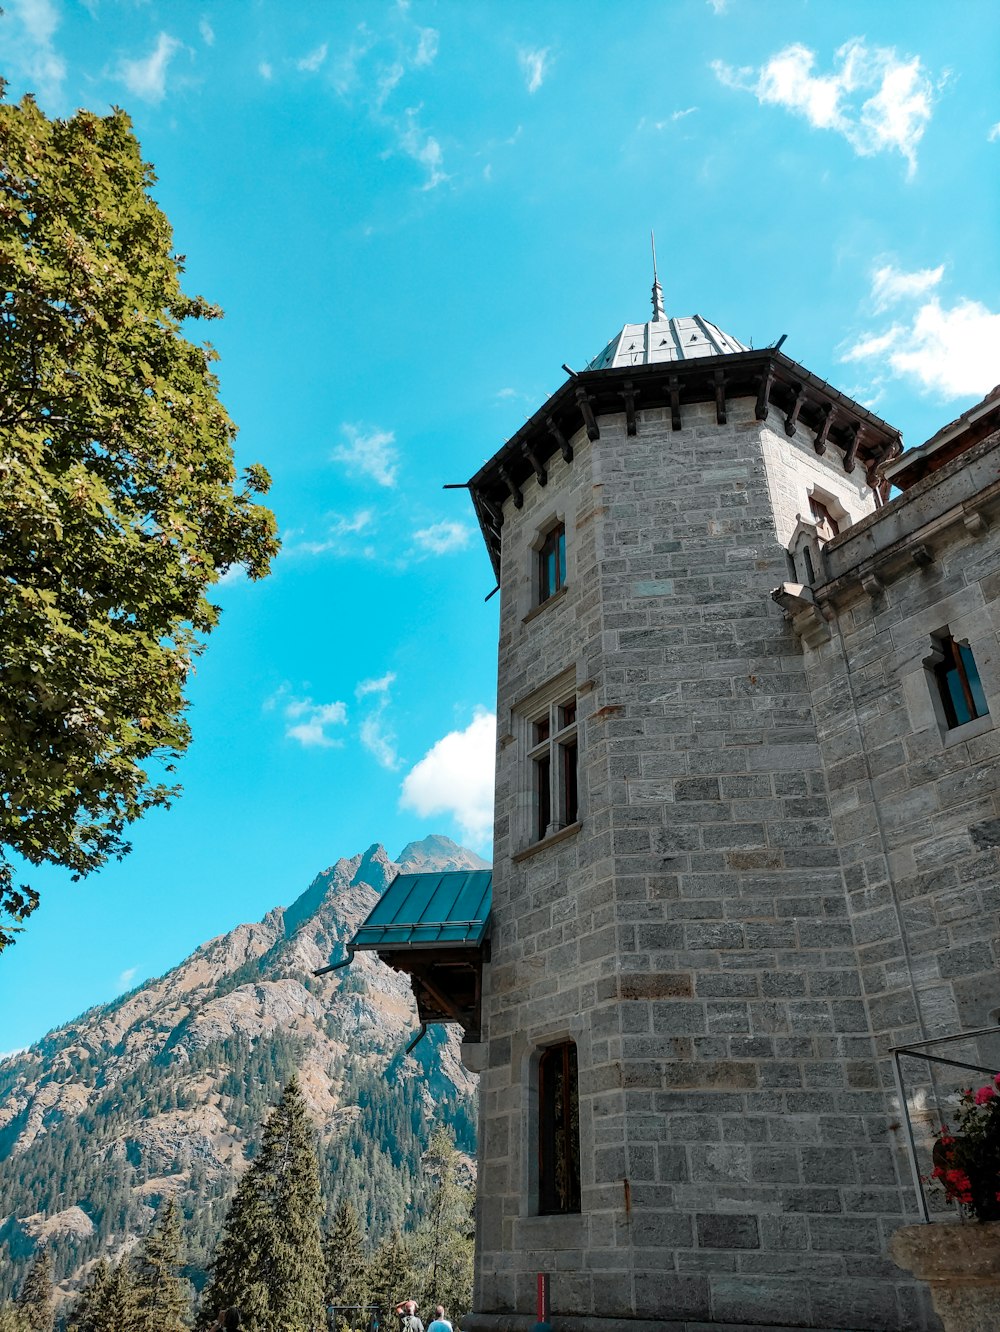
xmin=672 ymin=107 xmax=698 ymax=121
xmin=118 ymin=32 xmax=183 ymax=104
xmin=841 ymin=265 xmax=1000 ymax=400
xmin=5 ymin=0 xmax=66 ymax=104
xmin=377 ymin=61 xmax=405 ymax=107
xmin=289 ymin=510 xmax=375 ymax=558
xmin=413 ymin=27 xmax=439 ymax=68
xmin=712 ymin=38 xmax=936 ymax=176
xmin=356 ymin=672 xmax=396 ymax=699
xmin=706 ymin=0 xmax=729 ymax=11
xmin=397 ymin=109 xmax=448 ymax=189
xmin=360 ymin=713 xmax=400 ymax=769
xmin=199 ymin=17 xmax=214 ymax=47
xmin=297 ymin=43 xmax=328 ymax=73
xmin=118 ymin=965 xmax=138 ymax=990
xmin=871 ymin=262 xmax=944 ymax=312
xmin=282 ymin=697 xmax=348 ymax=748
xmin=0 ymin=1048 xmax=26 ymax=1064
xmin=413 ymin=520 xmax=472 ymax=555
xmin=400 ymin=709 xmax=496 ymax=846
xmin=989 ymin=122 xmax=1000 ymax=143
xmin=332 ymin=425 xmax=399 ymax=487
xmin=259 ymin=61 xmax=273 ymax=81
xmin=519 ymin=47 xmax=550 ymax=94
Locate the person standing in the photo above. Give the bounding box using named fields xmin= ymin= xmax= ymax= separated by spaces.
xmin=426 ymin=1305 xmax=452 ymax=1332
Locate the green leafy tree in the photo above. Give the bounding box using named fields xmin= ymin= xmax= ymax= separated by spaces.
xmin=324 ymin=1201 xmax=368 ymax=1332
xmin=200 ymin=1078 xmax=325 ymax=1332
xmin=0 ymin=91 xmax=278 ymax=948
xmin=134 ymin=1200 xmax=190 ymax=1332
xmin=14 ymin=1248 xmax=52 ymax=1332
xmin=411 ymin=1127 xmax=474 ymax=1323
xmin=364 ymin=1231 xmax=413 ymax=1327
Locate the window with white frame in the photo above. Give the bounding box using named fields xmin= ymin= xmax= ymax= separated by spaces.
xmin=528 ymin=695 xmax=578 ymax=843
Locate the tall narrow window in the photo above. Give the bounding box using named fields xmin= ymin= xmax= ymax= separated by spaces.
xmin=934 ymin=634 xmax=990 ymax=729
xmin=538 ymin=1042 xmax=581 ymax=1215
xmin=538 ymin=523 xmax=566 ymax=603
xmin=809 ymin=496 xmax=841 ymax=541
xmin=528 ymin=696 xmax=578 ymax=842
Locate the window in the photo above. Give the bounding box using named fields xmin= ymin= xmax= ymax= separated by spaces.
xmin=809 ymin=496 xmax=840 ymax=541
xmin=529 ymin=697 xmax=578 ymax=842
xmin=933 ymin=634 xmax=989 ymax=729
xmin=538 ymin=523 xmax=566 ymax=603
xmin=538 ymin=1042 xmax=581 ymax=1215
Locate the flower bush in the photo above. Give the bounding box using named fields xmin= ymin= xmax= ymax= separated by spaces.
xmin=931 ymin=1074 xmax=1000 ymax=1222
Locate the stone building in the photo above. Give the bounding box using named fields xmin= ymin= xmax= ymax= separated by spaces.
xmin=349 ymin=283 xmax=1000 ymax=1331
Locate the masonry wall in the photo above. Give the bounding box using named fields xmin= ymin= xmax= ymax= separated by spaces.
xmin=802 ymin=435 xmax=1000 ymax=1056
xmin=472 ymin=396 xmax=934 ymax=1332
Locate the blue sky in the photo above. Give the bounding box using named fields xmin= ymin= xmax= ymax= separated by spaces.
xmin=1 ymin=0 xmax=998 ymax=1052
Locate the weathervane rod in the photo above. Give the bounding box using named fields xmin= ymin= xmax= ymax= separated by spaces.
xmin=650 ymin=229 xmax=666 ymax=321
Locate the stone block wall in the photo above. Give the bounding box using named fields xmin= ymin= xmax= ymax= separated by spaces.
xmin=473 ymin=395 xmax=935 ymax=1331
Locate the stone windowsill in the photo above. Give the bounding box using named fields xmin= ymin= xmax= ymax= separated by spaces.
xmin=522 ymin=583 xmax=568 ymax=624
xmin=944 ymin=712 xmax=994 ymax=748
xmin=511 ymin=822 xmax=581 ymax=863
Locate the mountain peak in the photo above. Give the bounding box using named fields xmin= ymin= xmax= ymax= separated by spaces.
xmin=350 ymin=843 xmax=394 ymax=894
xmin=396 ymin=835 xmax=490 ymax=873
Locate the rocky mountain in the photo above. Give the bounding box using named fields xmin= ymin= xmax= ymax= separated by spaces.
xmin=0 ymin=836 xmax=487 ymax=1300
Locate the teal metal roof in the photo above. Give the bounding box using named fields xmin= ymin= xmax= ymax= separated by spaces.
xmin=350 ymin=869 xmax=492 ymax=951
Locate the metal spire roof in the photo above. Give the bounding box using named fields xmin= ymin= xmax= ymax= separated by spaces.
xmin=585 ymin=257 xmax=747 ymax=370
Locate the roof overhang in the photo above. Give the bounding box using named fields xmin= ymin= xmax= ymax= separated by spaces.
xmin=467 ymin=349 xmax=903 ymax=579
xmin=347 ymin=869 xmax=492 ymax=1040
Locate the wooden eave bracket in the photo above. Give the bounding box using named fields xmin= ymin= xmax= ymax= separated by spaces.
xmin=812 ymin=401 xmax=834 ymax=455
xmin=498 ymin=463 xmax=523 ymax=509
xmin=714 ymin=369 xmax=727 ymax=426
xmin=771 ymin=581 xmax=833 ymax=646
xmin=784 ymin=383 xmax=804 ymax=437
xmin=547 ymin=415 xmax=573 ymax=463
xmin=755 ymin=366 xmax=774 ymax=421
xmin=575 ymin=386 xmax=600 ymax=441
xmin=668 ymin=374 xmax=682 ymax=431
xmin=523 ymin=442 xmax=547 ymax=486
xmin=622 ymin=379 xmax=638 ymax=436
xmin=844 ymin=422 xmax=864 ymax=474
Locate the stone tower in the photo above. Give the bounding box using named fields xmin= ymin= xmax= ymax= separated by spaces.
xmin=460 ymin=283 xmax=942 ymax=1332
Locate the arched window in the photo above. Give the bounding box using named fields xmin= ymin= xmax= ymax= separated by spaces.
xmin=538 ymin=1041 xmax=581 ymax=1214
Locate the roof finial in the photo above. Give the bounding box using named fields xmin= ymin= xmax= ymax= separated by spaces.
xmin=650 ymin=229 xmax=666 ymax=321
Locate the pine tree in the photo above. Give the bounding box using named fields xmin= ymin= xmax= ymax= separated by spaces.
xmin=15 ymin=1249 xmax=52 ymax=1332
xmin=324 ymin=1202 xmax=368 ymax=1332
xmin=67 ymin=1260 xmax=111 ymax=1332
xmin=411 ymin=1127 xmax=474 ymax=1323
xmin=134 ymin=1201 xmax=191 ymax=1332
xmin=101 ymin=1261 xmax=140 ymax=1332
xmin=0 ymin=1306 xmax=29 ymax=1332
xmin=365 ymin=1231 xmax=413 ymax=1327
xmin=201 ymin=1078 xmax=325 ymax=1332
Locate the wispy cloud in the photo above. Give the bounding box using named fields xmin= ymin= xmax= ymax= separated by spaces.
xmin=356 ymin=672 xmax=396 ymax=699
xmin=199 ymin=17 xmax=214 ymax=47
xmin=672 ymin=107 xmax=698 ymax=121
xmin=117 ymin=965 xmax=138 ymax=990
xmin=279 ymin=695 xmax=349 ymax=748
xmin=413 ymin=27 xmax=438 ymax=68
xmin=356 ymin=673 xmax=400 ymax=769
xmin=712 ymin=39 xmax=937 ymax=176
xmin=332 ymin=425 xmax=399 ymax=488
xmin=118 ymin=32 xmax=183 ymax=104
xmin=297 ymin=42 xmax=328 ymax=73
xmin=396 ymin=108 xmax=448 ymax=189
xmin=258 ymin=61 xmax=273 ymax=81
xmin=400 ymin=709 xmax=496 ymax=846
xmin=518 ymin=47 xmax=550 ymax=94
xmin=841 ymin=263 xmax=1000 ymax=400
xmin=290 ymin=509 xmax=375 ymax=558
xmin=413 ymin=520 xmax=472 ymax=555
xmin=871 ymin=262 xmax=944 ymax=313
xmin=989 ymin=122 xmax=1000 ymax=143
xmin=4 ymin=0 xmax=66 ymax=105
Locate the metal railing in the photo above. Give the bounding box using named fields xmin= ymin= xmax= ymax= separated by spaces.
xmin=890 ymin=1024 xmax=1000 ymax=1223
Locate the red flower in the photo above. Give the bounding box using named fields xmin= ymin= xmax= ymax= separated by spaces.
xmin=974 ymin=1085 xmax=996 ymax=1105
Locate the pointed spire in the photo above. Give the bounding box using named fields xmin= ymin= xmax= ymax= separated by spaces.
xmin=650 ymin=229 xmax=666 ymax=322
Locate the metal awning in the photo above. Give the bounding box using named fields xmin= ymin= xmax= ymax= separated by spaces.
xmin=351 ymin=869 xmax=492 ymax=952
